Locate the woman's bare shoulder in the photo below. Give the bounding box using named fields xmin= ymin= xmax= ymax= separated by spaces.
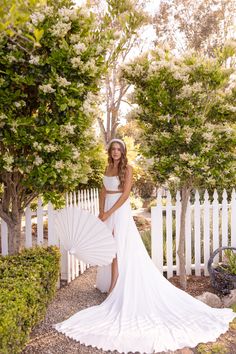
xmin=126 ymin=164 xmax=133 ymax=175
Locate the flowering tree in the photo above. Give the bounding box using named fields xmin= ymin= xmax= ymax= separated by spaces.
xmin=123 ymin=49 xmax=236 ymax=288
xmin=0 ymin=0 xmax=111 ymax=254
xmin=87 ymin=0 xmax=149 ymax=145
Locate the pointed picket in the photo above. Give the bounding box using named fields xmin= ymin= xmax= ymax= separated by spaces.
xmin=194 ymin=190 xmax=201 ymax=276
xmin=1 ymin=220 xmax=8 ymax=255
xmin=25 ymin=206 xmax=32 ymax=248
xmin=175 ymin=191 xmax=181 ymax=275
xmin=221 ymin=189 xmax=228 ymax=248
xmin=212 ymin=190 xmax=220 ymax=262
xmin=203 ymin=190 xmax=210 ymax=275
xmin=37 ymin=198 xmax=44 ymax=246
xmin=151 ymin=188 xmax=163 ymax=273
xmin=231 ymin=189 xmax=236 ymax=247
xmin=185 ymin=197 xmax=191 ymax=275
xmin=166 ymin=190 xmax=173 ymax=278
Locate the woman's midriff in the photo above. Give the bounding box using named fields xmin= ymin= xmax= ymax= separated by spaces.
xmin=106 ymin=190 xmax=123 ymax=194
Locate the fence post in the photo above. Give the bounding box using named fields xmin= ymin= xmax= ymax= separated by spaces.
xmin=175 ymin=191 xmax=181 ymax=275
xmin=25 ymin=206 xmax=32 ymax=248
xmin=222 ymin=189 xmax=228 ymax=247
xmin=212 ymin=189 xmax=219 ymax=262
xmin=1 ymin=220 xmax=8 ymax=255
xmin=151 ymin=189 xmax=163 ymax=273
xmin=166 ymin=190 xmax=173 ymax=278
xmin=185 ymin=197 xmax=191 ymax=275
xmin=203 ymin=190 xmax=210 ymax=275
xmin=194 ymin=190 xmax=201 ymax=276
xmin=48 ymin=202 xmax=58 ymax=246
xmin=231 ymin=189 xmax=236 ymax=246
xmin=37 ymin=198 xmax=44 ymax=246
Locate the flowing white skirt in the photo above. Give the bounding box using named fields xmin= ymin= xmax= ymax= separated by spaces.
xmin=54 ymin=193 xmax=236 ymax=354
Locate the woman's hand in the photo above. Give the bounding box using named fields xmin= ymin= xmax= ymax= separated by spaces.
xmin=99 ymin=211 xmax=111 ymax=222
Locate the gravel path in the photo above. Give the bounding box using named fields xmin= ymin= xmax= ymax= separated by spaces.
xmin=22 ymin=266 xmax=234 ymax=354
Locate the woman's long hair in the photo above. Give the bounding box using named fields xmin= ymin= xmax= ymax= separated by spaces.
xmin=108 ymin=141 xmax=128 ymax=189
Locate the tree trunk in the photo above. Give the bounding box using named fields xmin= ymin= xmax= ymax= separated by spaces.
xmin=8 ymin=216 xmax=22 ymax=255
xmin=177 ymin=186 xmax=191 ymax=290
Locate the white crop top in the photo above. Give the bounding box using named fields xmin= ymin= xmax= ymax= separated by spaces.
xmin=103 ymin=175 xmax=120 ymax=191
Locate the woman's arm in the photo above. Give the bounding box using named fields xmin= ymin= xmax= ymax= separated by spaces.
xmin=98 ymin=185 xmax=106 ymax=220
xmin=100 ymin=165 xmax=133 ymax=222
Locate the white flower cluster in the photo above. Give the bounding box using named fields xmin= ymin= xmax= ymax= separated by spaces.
xmin=29 ymin=55 xmax=40 ymax=65
xmin=14 ymin=100 xmax=26 ymax=108
xmin=55 ymin=160 xmax=65 ymax=170
xmin=6 ymin=55 xmax=17 ymax=63
xmin=58 ymin=7 xmax=78 ymax=22
xmin=34 ymin=155 xmax=43 ymax=166
xmin=56 ymin=76 xmax=71 ymax=87
xmin=177 ymin=82 xmax=203 ymax=99
xmin=82 ymin=92 xmax=98 ymax=116
xmin=51 ymin=21 xmax=71 ymax=38
xmin=71 ymin=147 xmax=80 ymax=160
xmin=33 ymin=141 xmax=42 ymax=151
xmin=83 ymin=58 xmax=96 ymax=73
xmin=183 ymin=126 xmax=193 ymax=144
xmin=0 ymin=113 xmax=7 ymax=128
xmin=202 ymin=131 xmax=214 ymax=141
xmin=224 ymin=103 xmax=236 ymax=113
xmin=60 ymin=123 xmax=77 ymax=137
xmin=3 ymin=153 xmax=14 ymax=172
xmin=172 ymin=71 xmax=189 ymax=82
xmin=39 ymin=83 xmax=55 ymax=93
xmin=71 ymin=57 xmax=82 ymax=69
xmin=70 ymin=34 xmax=81 ymax=44
xmin=44 ymin=144 xmax=58 ymax=153
xmin=73 ymin=43 xmax=86 ymax=55
xmin=30 ymin=12 xmax=45 ymax=26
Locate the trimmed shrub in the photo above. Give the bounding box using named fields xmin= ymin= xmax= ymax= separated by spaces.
xmin=0 ymin=246 xmax=60 ymax=354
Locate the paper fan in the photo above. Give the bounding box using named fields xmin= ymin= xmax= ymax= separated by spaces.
xmin=55 ymin=206 xmax=116 ymax=266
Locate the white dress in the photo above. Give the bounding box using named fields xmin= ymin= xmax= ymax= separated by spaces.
xmin=54 ymin=175 xmax=236 ymax=354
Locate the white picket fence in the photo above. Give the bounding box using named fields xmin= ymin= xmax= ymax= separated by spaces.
xmin=151 ymin=188 xmax=236 ymax=278
xmin=0 ymin=188 xmax=99 ymax=284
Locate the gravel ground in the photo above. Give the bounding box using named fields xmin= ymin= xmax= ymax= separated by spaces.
xmin=22 ymin=266 xmax=235 ymax=354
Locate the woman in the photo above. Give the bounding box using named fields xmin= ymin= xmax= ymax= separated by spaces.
xmin=54 ymin=138 xmax=235 ymax=354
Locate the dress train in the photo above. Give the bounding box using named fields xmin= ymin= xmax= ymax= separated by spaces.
xmin=54 ymin=182 xmax=235 ymax=353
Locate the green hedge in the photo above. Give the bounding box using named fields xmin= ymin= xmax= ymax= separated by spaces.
xmin=0 ymin=246 xmax=60 ymax=354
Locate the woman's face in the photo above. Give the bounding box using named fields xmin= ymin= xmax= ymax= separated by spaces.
xmin=110 ymin=142 xmax=122 ymax=161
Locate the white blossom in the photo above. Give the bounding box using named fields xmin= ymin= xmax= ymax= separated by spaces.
xmin=73 ymin=42 xmax=86 ymax=55
xmin=70 ymin=34 xmax=81 ymax=44
xmin=3 ymin=153 xmax=14 ymax=172
xmin=34 ymin=156 xmax=43 ymax=166
xmin=82 ymin=92 xmax=97 ymax=115
xmin=71 ymin=57 xmax=82 ymax=68
xmin=60 ymin=123 xmax=76 ymax=136
xmin=30 ymin=12 xmax=45 ymax=26
xmin=177 ymin=82 xmax=203 ymax=99
xmin=14 ymin=100 xmax=26 ymax=108
xmin=6 ymin=55 xmax=17 ymax=63
xmin=51 ymin=21 xmax=71 ymax=38
xmin=55 ymin=160 xmax=65 ymax=169
xmin=172 ymin=71 xmax=189 ymax=82
xmin=56 ymin=76 xmax=71 ymax=87
xmin=44 ymin=144 xmax=58 ymax=152
xmin=202 ymin=131 xmax=214 ymax=141
xmin=83 ymin=58 xmax=96 ymax=72
xmin=33 ymin=142 xmax=42 ymax=151
xmin=58 ymin=7 xmax=77 ymax=21
xmin=39 ymin=83 xmax=55 ymax=93
xmin=72 ymin=147 xmax=80 ymax=159
xmin=29 ymin=55 xmax=40 ymax=65
xmin=43 ymin=6 xmax=54 ymax=16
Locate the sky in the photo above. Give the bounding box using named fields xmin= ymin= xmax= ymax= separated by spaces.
xmin=74 ymin=0 xmax=161 ymax=125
